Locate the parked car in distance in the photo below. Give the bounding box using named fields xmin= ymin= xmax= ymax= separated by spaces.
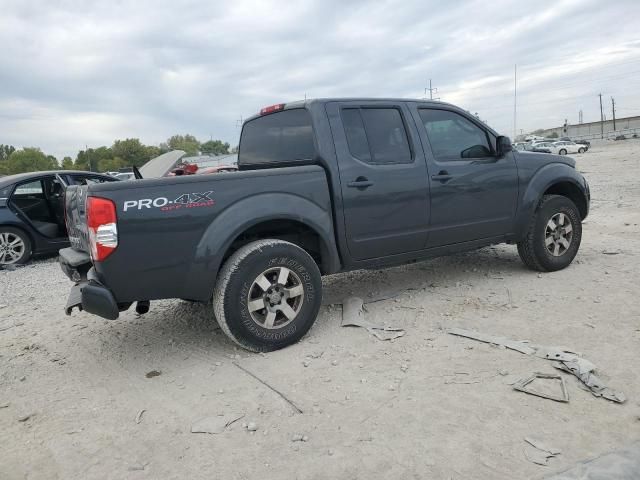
xmin=549 ymin=141 xmax=588 ymax=155
xmin=0 ymin=171 xmax=118 ymax=265
xmin=530 ymin=141 xmax=555 ymax=153
xmin=574 ymin=139 xmax=591 ymax=150
xmin=60 ymin=98 xmax=590 ymax=352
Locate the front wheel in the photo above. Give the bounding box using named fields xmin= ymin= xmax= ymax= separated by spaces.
xmin=213 ymin=239 xmax=322 ymax=352
xmin=578 ymin=147 xmax=586 ymax=153
xmin=517 ymin=195 xmax=582 ymax=272
xmin=559 ymin=149 xmax=567 ymax=155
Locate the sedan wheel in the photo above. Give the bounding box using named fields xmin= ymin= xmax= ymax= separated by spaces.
xmin=0 ymin=230 xmax=29 ymax=264
xmin=559 ymin=149 xmax=567 ymax=155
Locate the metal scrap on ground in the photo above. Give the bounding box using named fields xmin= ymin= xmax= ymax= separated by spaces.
xmin=448 ymin=328 xmax=626 ymax=403
xmin=191 ymin=413 xmax=245 ymax=434
xmin=524 ymin=437 xmax=562 ymax=466
xmin=341 ymin=297 xmax=405 ymax=341
xmin=513 ymin=373 xmax=569 ymax=403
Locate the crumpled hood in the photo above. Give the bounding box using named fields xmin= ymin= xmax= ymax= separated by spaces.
xmin=514 ymin=151 xmax=576 ymax=168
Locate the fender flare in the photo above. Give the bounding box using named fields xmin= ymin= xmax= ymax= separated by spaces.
xmin=183 ymin=192 xmax=340 ymax=300
xmin=515 ymin=163 xmax=589 ymax=238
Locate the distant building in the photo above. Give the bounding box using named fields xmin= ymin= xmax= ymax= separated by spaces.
xmin=534 ymin=115 xmax=640 ymax=140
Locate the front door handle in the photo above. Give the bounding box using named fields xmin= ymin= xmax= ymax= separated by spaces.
xmin=431 ymin=171 xmax=453 ymax=182
xmin=347 ymin=177 xmax=374 ymax=189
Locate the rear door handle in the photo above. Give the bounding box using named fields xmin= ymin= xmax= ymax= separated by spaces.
xmin=431 ymin=171 xmax=453 ymax=182
xmin=347 ymin=177 xmax=374 ymax=189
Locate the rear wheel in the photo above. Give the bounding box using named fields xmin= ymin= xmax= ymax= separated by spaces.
xmin=559 ymin=149 xmax=567 ymax=155
xmin=578 ymin=147 xmax=586 ymax=153
xmin=0 ymin=227 xmax=31 ymax=265
xmin=517 ymin=195 xmax=582 ymax=272
xmin=213 ymin=239 xmax=322 ymax=352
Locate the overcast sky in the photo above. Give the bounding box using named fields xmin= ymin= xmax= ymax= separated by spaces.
xmin=2 ymin=0 xmax=640 ymax=158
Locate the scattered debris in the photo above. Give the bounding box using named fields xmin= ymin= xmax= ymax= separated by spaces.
xmin=545 ymin=441 xmax=640 ymax=479
xmin=341 ymin=297 xmax=405 ymax=341
xmin=246 ymin=422 xmax=258 ymax=432
xmin=555 ymin=360 xmax=626 ymax=403
xmin=448 ymin=328 xmax=536 ymax=355
xmin=448 ymin=328 xmax=625 ymax=403
xmin=18 ymin=413 xmax=34 ymax=422
xmin=291 ymin=434 xmax=309 ymax=442
xmin=145 ymin=370 xmax=162 ymax=378
xmin=135 ymin=409 xmax=146 ymax=424
xmin=524 ymin=437 xmax=561 ymax=466
xmin=233 ymin=362 xmax=303 ymax=414
xmin=191 ymin=413 xmax=245 ymax=434
xmin=602 ymin=250 xmax=622 ymax=255
xmin=513 ymin=373 xmax=569 ymax=403
xmin=0 ymin=402 xmax=9 ymax=409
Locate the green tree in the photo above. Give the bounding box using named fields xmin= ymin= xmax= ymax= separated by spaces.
xmin=61 ymin=156 xmax=75 ymax=170
xmin=74 ymin=146 xmax=113 ymax=171
xmin=5 ymin=148 xmax=58 ymax=174
xmin=98 ymin=157 xmax=126 ymax=173
xmin=0 ymin=144 xmax=16 ymax=175
xmin=200 ymin=139 xmax=230 ymax=156
xmin=111 ymin=138 xmax=150 ymax=168
xmin=166 ymin=134 xmax=200 ymax=156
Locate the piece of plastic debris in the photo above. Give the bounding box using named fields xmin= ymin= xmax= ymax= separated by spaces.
xmin=447 ymin=328 xmax=626 ymax=403
xmin=0 ymin=403 xmax=9 ymax=409
xmin=135 ymin=409 xmax=146 ymax=424
xmin=191 ymin=413 xmax=245 ymax=434
xmin=448 ymin=328 xmax=536 ymax=355
xmin=341 ymin=297 xmax=405 ymax=341
xmin=145 ymin=370 xmax=161 ymax=378
xmin=513 ymin=373 xmax=569 ymax=403
xmin=555 ymin=361 xmax=626 ymax=403
xmin=524 ymin=437 xmax=561 ymax=466
xmin=247 ymin=422 xmax=258 ymax=432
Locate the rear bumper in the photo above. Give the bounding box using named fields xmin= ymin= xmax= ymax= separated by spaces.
xmin=59 ymin=247 xmax=120 ymax=320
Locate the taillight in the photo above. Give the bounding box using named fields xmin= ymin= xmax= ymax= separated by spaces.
xmin=260 ymin=103 xmax=285 ymax=115
xmin=86 ymin=196 xmax=118 ymax=262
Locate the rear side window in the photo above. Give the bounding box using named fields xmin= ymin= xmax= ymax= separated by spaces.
xmin=419 ymin=109 xmax=492 ymax=161
xmin=239 ymin=109 xmax=315 ymax=168
xmin=342 ymin=108 xmax=412 ymax=164
xmin=13 ymin=180 xmax=43 ymax=195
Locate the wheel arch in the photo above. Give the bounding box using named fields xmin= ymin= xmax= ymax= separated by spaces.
xmin=182 ymin=193 xmax=341 ymax=301
xmin=516 ymin=164 xmax=589 ymax=239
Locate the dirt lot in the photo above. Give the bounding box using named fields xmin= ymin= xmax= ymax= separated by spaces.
xmin=1 ymin=141 xmax=639 ymax=479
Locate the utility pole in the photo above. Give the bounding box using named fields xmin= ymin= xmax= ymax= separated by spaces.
xmin=611 ymin=97 xmax=616 ymax=132
xmin=579 ymin=110 xmax=583 ymax=124
xmin=425 ymin=79 xmax=438 ymax=100
xmin=598 ymin=93 xmax=604 ymax=139
xmin=513 ymin=64 xmax=517 ymax=141
xmin=235 ymin=116 xmax=243 ymax=130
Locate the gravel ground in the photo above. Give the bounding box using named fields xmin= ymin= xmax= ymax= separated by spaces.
xmin=1 ymin=141 xmax=639 ymax=479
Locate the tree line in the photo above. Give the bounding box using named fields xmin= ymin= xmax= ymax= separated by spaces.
xmin=0 ymin=135 xmax=233 ymax=176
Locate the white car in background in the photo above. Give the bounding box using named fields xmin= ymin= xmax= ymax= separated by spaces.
xmin=548 ymin=141 xmax=588 ymax=155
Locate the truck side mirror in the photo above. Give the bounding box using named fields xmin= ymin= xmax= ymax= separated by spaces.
xmin=496 ymin=136 xmax=512 ymax=157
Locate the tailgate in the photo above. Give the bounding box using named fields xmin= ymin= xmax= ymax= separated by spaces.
xmin=64 ymin=184 xmax=91 ymax=253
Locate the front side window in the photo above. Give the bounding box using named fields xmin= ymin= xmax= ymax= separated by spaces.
xmin=341 ymin=107 xmax=412 ymax=165
xmin=239 ymin=109 xmax=315 ymax=167
xmin=419 ymin=109 xmax=492 ymax=161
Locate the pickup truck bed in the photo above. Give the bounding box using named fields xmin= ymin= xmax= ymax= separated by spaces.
xmin=60 ymin=97 xmax=590 ymax=351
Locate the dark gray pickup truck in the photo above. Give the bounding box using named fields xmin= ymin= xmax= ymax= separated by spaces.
xmin=60 ymin=98 xmax=590 ymax=351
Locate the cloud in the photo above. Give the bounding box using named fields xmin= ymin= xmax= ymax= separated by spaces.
xmin=1 ymin=0 xmax=639 ymax=158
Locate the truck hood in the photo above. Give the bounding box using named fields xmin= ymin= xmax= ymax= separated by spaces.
xmin=514 ymin=151 xmax=576 ymax=169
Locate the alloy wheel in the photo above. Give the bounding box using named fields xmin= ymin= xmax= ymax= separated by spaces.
xmin=246 ymin=266 xmax=304 ymax=329
xmin=545 ymin=213 xmax=573 ymax=257
xmin=0 ymin=232 xmax=26 ymax=264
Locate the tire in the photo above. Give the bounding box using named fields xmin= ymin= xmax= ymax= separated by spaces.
xmin=517 ymin=195 xmax=582 ymax=272
xmin=578 ymin=148 xmax=586 ymax=153
xmin=0 ymin=227 xmax=32 ymax=265
xmin=213 ymin=239 xmax=322 ymax=352
xmin=559 ymin=149 xmax=567 ymax=155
